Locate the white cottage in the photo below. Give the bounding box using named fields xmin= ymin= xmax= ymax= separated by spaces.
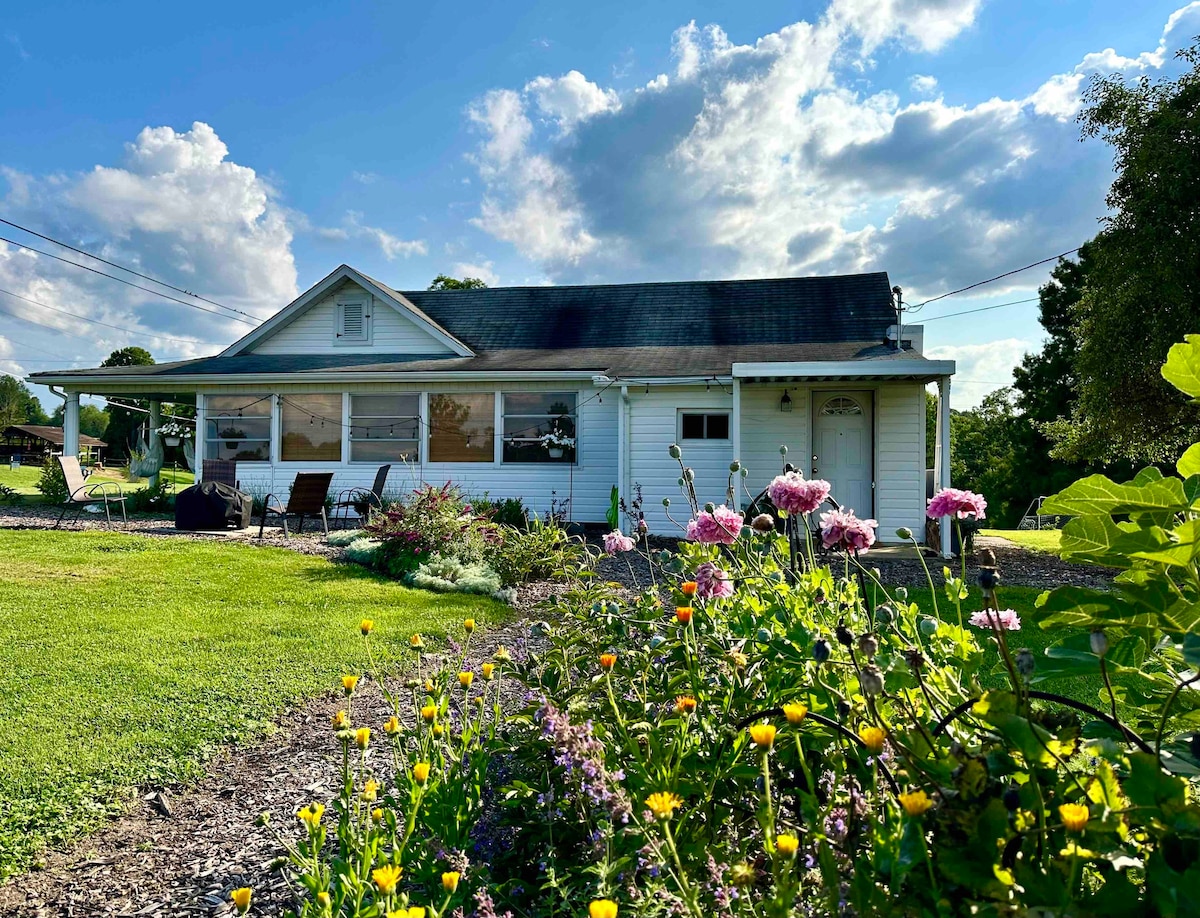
xmin=30 ymin=265 xmax=956 ymax=552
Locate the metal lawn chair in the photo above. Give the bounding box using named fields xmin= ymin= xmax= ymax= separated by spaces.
xmin=332 ymin=464 xmax=390 ymax=528
xmin=54 ymin=455 xmax=127 ymax=529
xmin=202 ymin=458 xmax=239 ymax=489
xmin=258 ymin=472 xmax=333 ymax=538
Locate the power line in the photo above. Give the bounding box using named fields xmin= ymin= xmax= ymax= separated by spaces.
xmin=0 ymin=287 xmax=204 ymax=345
xmin=918 ymin=296 xmax=1040 ymax=323
xmin=909 ymin=247 xmax=1081 ymax=311
xmin=0 ymin=233 xmax=258 ymax=326
xmin=0 ymin=216 xmax=261 ymax=322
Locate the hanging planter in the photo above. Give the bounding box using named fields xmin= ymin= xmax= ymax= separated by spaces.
xmin=155 ymin=422 xmax=193 ymax=450
xmin=164 ymin=436 xmax=181 ymax=447
xmin=548 ymin=447 xmax=564 ymax=459
xmin=218 ymin=427 xmax=245 ymax=451
xmin=539 ymin=430 xmax=575 ymax=461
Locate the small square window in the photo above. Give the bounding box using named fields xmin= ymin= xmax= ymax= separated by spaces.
xmin=680 ymin=412 xmax=730 ymax=441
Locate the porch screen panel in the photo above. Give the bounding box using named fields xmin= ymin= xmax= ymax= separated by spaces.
xmin=428 ymin=393 xmax=494 ymax=462
xmin=281 ymin=394 xmax=343 ymax=461
xmin=502 ymin=392 xmax=577 ymax=463
xmin=204 ymin=394 xmax=272 ymax=461
xmin=350 ymin=394 xmax=420 ymax=462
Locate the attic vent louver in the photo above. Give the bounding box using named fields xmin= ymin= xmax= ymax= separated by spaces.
xmin=337 ymin=302 xmax=368 ymax=342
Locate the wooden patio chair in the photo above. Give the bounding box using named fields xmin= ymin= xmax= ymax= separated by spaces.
xmin=258 ymin=472 xmax=333 ymax=538
xmin=54 ymin=455 xmax=127 ymax=529
xmin=332 ymin=464 xmax=391 ymax=528
xmin=201 ymin=458 xmax=239 ymax=489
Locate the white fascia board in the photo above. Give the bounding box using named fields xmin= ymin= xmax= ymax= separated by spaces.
xmin=28 ymin=370 xmax=601 ymax=389
xmin=219 ymin=265 xmax=475 ymax=358
xmin=731 ymin=359 xmax=955 ymax=378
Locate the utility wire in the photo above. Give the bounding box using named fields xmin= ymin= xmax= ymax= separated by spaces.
xmin=918 ymin=296 xmax=1040 ymax=323
xmin=909 ymin=247 xmax=1080 ymax=311
xmin=0 ymin=287 xmax=204 ymax=345
xmin=0 ymin=233 xmax=258 ymax=326
xmin=0 ymin=216 xmax=260 ymax=322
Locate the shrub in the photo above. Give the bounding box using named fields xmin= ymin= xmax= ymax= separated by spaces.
xmin=482 ymin=515 xmax=583 ymax=587
xmin=35 ymin=462 xmax=69 ymax=503
xmin=326 ymin=529 xmax=365 ymax=547
xmin=127 ymin=480 xmax=172 ymax=513
xmin=0 ymin=483 xmax=19 ymax=504
xmin=407 ymin=555 xmax=501 ymax=595
xmin=367 ymin=484 xmax=500 ymax=578
xmin=471 ymin=493 xmax=528 ymax=529
xmin=343 ymin=537 xmax=382 ymax=567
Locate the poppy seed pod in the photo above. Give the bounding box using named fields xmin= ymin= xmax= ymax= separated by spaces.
xmin=857 ymin=634 xmax=879 ymax=659
xmin=669 ymin=443 xmax=682 ymax=459
xmin=875 ymin=604 xmax=895 ymax=625
xmin=895 ymin=586 xmax=908 ymax=600
xmin=1015 ymin=648 xmax=1035 ymax=679
xmin=730 ymin=460 xmax=741 ymax=473
xmin=813 ymin=639 xmax=831 ymax=663
xmin=836 ymin=623 xmax=854 ymax=647
xmin=918 ymin=617 xmax=938 ymax=636
xmin=903 ymin=648 xmax=925 ymax=672
xmin=751 ymin=513 xmax=775 ymax=534
xmin=1090 ymin=630 xmax=1108 ymax=657
xmin=860 ymin=664 xmax=884 ymax=696
xmin=684 ymin=468 xmax=695 ymax=482
xmin=779 ymin=445 xmax=789 ymax=456
xmin=662 ymin=497 xmax=671 ymax=508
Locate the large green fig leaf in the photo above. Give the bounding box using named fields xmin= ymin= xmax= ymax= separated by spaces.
xmin=1041 ymin=474 xmax=1192 ymax=516
xmin=1161 ymin=334 xmax=1200 ymax=399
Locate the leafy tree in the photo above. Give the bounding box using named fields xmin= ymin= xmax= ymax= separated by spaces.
xmin=100 ymin=347 xmax=154 ymax=368
xmin=428 ymin=274 xmax=489 ymax=291
xmin=1046 ymin=42 xmax=1200 ymax=463
xmin=0 ymin=375 xmax=48 ymax=428
xmin=50 ymin=403 xmax=109 ymax=439
xmin=99 ymin=347 xmax=155 ymax=459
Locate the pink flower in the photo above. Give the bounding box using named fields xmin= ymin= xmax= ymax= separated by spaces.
xmin=819 ymin=509 xmax=878 ymax=553
xmin=969 ymin=609 xmax=1021 ymax=631
xmin=694 ymin=561 xmax=734 ymax=599
xmin=603 ymin=530 xmax=636 ymax=554
xmin=686 ymin=506 xmax=744 ymax=545
xmin=767 ymin=472 xmax=832 ymax=515
xmin=927 ymin=487 xmax=987 ymax=520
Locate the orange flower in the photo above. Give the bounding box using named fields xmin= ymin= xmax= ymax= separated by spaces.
xmin=646 ymin=791 xmax=683 ymax=820
xmin=774 ymin=834 xmax=799 ymax=856
xmin=899 ymin=789 xmax=933 ymax=817
xmin=331 ymin=710 xmax=349 ymax=730
xmin=675 ymin=606 xmax=693 ymax=624
xmin=675 ymin=695 xmax=697 ymax=715
xmin=372 ymin=864 xmax=403 ymax=894
xmin=421 ymin=704 xmax=437 ymax=723
xmin=600 ymin=653 xmax=617 ymax=671
xmin=355 ymin=727 xmax=371 ymax=750
xmin=410 ymin=633 xmax=425 ymax=649
xmin=782 ymin=702 xmax=808 ymax=725
xmin=589 ymin=901 xmax=619 ymax=918
xmin=360 ymin=618 xmax=375 ymax=636
xmin=681 ymin=581 xmax=698 ymax=597
xmin=413 ymin=762 xmax=431 ymax=785
xmin=748 ymin=723 xmax=776 ymax=750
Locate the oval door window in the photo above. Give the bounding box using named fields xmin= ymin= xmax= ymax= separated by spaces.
xmin=820 ymin=396 xmax=863 ymax=416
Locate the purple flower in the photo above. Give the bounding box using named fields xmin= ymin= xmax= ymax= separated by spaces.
xmin=927 ymin=487 xmax=987 ymax=520
xmin=969 ymin=608 xmax=1021 ymax=631
xmin=604 ymin=529 xmax=636 ymax=554
xmin=686 ymin=506 xmax=744 ymax=545
xmin=819 ymin=509 xmax=878 ymax=553
xmin=538 ymin=701 xmax=632 ymax=823
xmin=767 ymin=472 xmax=831 ymax=515
xmin=694 ymin=561 xmax=734 ymax=600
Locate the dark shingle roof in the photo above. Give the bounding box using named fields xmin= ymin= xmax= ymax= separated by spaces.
xmin=395 ymin=274 xmax=896 ymax=351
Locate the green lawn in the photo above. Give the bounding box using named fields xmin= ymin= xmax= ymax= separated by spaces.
xmin=0 ymin=464 xmax=194 ymax=498
xmin=980 ymin=528 xmax=1063 ymax=553
xmin=0 ymin=531 xmax=505 ymax=877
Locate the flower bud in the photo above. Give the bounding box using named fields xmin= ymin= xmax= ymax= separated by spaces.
xmin=729 ymin=460 xmax=741 ymax=473
xmin=662 ymin=497 xmax=672 ymax=509
xmin=1015 ymin=648 xmax=1035 ymax=679
xmin=779 ymin=445 xmax=789 ymax=456
xmin=669 ymin=443 xmax=682 ymax=459
xmin=814 ymin=587 xmax=826 ymax=604
xmin=859 ymin=664 xmax=884 ymax=696
xmin=918 ymin=617 xmax=938 ymax=636
xmin=740 ymin=467 xmax=748 ymax=478
xmin=857 ymin=634 xmax=879 ymax=659
xmin=1090 ymin=630 xmax=1108 ymax=657
xmin=874 ymin=604 xmax=894 ymax=625
xmin=895 ymin=586 xmax=908 ymax=600
xmin=751 ymin=513 xmax=775 ymax=534
xmin=896 ymin=526 xmax=913 ymax=541
xmin=757 ymin=628 xmax=773 ymax=644
xmin=677 ymin=477 xmax=686 ymax=488
xmin=684 ymin=468 xmax=695 ymax=482
xmin=813 ymin=639 xmax=831 ymax=663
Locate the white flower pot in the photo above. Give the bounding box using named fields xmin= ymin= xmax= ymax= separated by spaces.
xmin=548 ymin=447 xmax=564 ymax=458
xmin=164 ymin=436 xmax=181 ymax=446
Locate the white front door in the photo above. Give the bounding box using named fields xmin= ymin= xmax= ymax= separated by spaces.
xmin=811 ymin=393 xmax=873 ymax=518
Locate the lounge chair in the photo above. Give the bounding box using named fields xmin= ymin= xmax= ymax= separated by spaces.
xmin=201 ymin=458 xmax=239 ymax=489
xmin=54 ymin=455 xmax=127 ymax=529
xmin=258 ymin=472 xmax=333 ymax=538
xmin=332 ymin=464 xmax=391 ymax=528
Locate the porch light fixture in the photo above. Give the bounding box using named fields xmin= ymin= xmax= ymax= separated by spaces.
xmin=780 ymin=391 xmax=793 ymax=413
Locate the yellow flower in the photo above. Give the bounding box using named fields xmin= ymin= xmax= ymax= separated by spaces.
xmin=360 ymin=618 xmax=375 ymax=636
xmin=384 ymin=716 xmax=400 ymax=735
xmin=464 ymin=618 xmax=476 ymax=633
xmin=1059 ymin=803 xmax=1090 ymax=832
xmin=413 ymin=761 xmax=431 ymax=785
xmin=589 ymin=900 xmax=619 ymax=918
xmin=473 ymin=696 xmax=485 ymax=707
xmin=355 ymin=727 xmax=371 ymax=750
xmin=482 ymin=663 xmax=496 ymax=680
xmin=372 ymin=807 xmax=384 ymax=824
xmin=600 ymin=653 xmax=617 ymax=671
xmin=433 ymin=724 xmax=444 ymax=738
xmin=231 ymin=887 xmax=252 ymax=914
xmin=749 ymin=723 xmax=777 ymax=751
xmin=681 ymin=581 xmax=698 ymax=597
xmin=674 ymin=695 xmax=697 ymax=715
xmin=317 ymin=892 xmax=332 ymax=908
xmin=421 ymin=704 xmax=437 ymax=723
xmin=775 ymin=834 xmax=799 ymax=857
xmin=342 ymin=674 xmax=359 ymax=695
xmin=859 ymin=726 xmax=886 ymax=754
xmin=782 ymin=702 xmax=808 ymax=725
xmin=728 ymin=650 xmax=748 ymax=669
xmin=645 ymin=791 xmax=683 ymax=820
xmin=494 ymin=645 xmax=512 ymax=663
xmin=297 ymin=802 xmax=325 ymax=829
xmin=899 ymin=789 xmax=934 ymax=817
xmin=331 ymin=710 xmax=349 ymax=730
xmin=410 ymin=633 xmax=424 ymax=649
xmin=459 ymin=671 xmax=474 ymax=689
xmin=363 ymin=779 xmax=379 ymax=801
xmin=372 ymin=864 xmax=403 ymax=895
xmin=424 ymin=679 xmax=435 ymax=693
xmin=441 ymin=871 xmax=460 ymax=893
xmin=675 ymin=606 xmax=693 ymax=624
xmin=392 ymin=910 xmax=426 ymax=918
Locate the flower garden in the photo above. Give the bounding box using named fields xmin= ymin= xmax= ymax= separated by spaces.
xmin=214 ymin=340 xmax=1200 ymax=917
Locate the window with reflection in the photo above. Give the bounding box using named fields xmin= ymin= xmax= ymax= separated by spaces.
xmin=502 ymin=392 xmax=577 ymax=463
xmin=280 ymin=394 xmax=343 ymax=461
xmin=349 ymin=394 xmax=420 ymax=462
xmin=204 ymin=394 xmax=272 ymax=461
xmin=428 ymin=393 xmax=495 ymax=462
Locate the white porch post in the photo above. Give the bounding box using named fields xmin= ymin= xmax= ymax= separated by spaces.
xmin=936 ymin=376 xmax=952 ymax=558
xmin=148 ymin=400 xmax=161 ymax=489
xmin=617 ymin=385 xmax=629 ymax=516
xmin=730 ymin=379 xmax=742 ymax=508
xmin=62 ymin=390 xmax=80 ymax=460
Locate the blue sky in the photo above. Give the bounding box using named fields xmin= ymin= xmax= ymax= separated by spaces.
xmin=1 ymin=0 xmax=1197 ymax=408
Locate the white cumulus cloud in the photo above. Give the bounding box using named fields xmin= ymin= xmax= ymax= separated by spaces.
xmin=525 ymin=71 xmax=621 ymax=132
xmin=926 ymin=338 xmax=1038 ymax=409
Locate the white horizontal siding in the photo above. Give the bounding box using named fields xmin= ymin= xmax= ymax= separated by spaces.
xmin=628 ymin=387 xmax=734 ymax=535
xmin=875 ymin=382 xmax=925 ymax=540
xmin=252 ymin=281 xmax=453 ymax=356
xmin=740 ymin=384 xmax=808 ymax=502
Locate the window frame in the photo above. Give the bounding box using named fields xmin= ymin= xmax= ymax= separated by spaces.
xmin=348 ymin=392 xmax=421 ymax=464
xmin=335 ymin=295 xmax=371 ymax=346
xmin=501 ymin=391 xmax=580 ymax=465
xmin=279 ymin=393 xmax=345 ymax=463
xmin=426 ymin=391 xmax=498 ymax=465
xmin=202 ymin=394 xmax=273 ymax=463
xmin=678 ymin=411 xmax=732 ymax=443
